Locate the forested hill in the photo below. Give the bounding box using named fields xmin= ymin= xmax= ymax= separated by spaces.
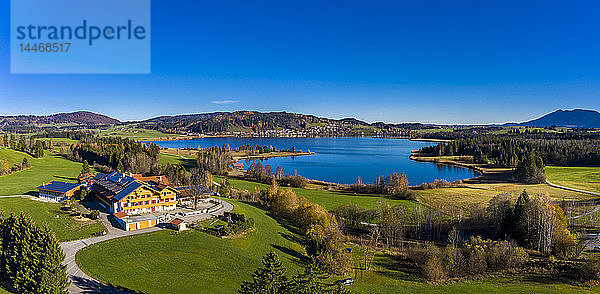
xmin=518 ymin=109 xmax=600 ymax=128
xmin=0 ymin=111 xmax=120 ymax=132
xmin=137 ymin=111 xmax=427 ymax=135
xmin=139 ymin=111 xmax=332 ymax=133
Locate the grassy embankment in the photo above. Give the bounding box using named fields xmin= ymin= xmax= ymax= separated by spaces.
xmin=0 ymin=149 xmax=105 ymax=241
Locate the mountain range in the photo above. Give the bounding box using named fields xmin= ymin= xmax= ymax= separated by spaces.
xmin=1 ymin=109 xmax=599 ymax=133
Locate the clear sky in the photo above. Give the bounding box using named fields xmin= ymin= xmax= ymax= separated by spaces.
xmin=1 ymin=1 xmax=599 ymax=124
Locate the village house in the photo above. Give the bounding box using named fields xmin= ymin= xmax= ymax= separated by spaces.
xmin=37 ymin=181 xmax=81 ymax=202
xmin=92 ymin=171 xmax=178 ymax=214
xmin=78 ymin=172 xmax=96 ymax=186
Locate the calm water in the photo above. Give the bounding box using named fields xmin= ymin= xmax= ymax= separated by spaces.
xmin=148 ymin=137 xmax=476 ymax=185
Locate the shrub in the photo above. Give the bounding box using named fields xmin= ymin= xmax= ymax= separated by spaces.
xmin=579 ymin=257 xmax=600 ymax=281
xmin=422 ymin=255 xmax=446 ymax=282
xmin=89 ymin=210 xmax=100 ymax=220
xmin=278 ymin=175 xmax=308 ymax=188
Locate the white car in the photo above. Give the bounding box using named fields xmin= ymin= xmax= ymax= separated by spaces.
xmin=593 ymin=246 xmax=600 ymax=252
xmin=339 ymin=278 xmax=354 ymax=286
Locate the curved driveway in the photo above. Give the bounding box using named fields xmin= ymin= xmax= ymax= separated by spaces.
xmin=546 ymin=180 xmax=600 ymax=219
xmin=61 ymin=199 xmax=234 ymax=293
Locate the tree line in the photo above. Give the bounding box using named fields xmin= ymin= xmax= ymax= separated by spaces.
xmin=1 ymin=134 xmax=44 ymax=158
xmin=420 ymin=135 xmax=600 ymax=167
xmin=65 ymin=135 xmax=160 ymax=175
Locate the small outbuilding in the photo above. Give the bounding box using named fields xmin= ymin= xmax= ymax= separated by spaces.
xmin=37 ymin=181 xmax=81 ymax=202
xmin=169 ymin=218 xmax=187 ymax=231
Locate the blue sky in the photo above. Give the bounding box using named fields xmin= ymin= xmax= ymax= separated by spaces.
xmin=1 ymin=0 xmax=599 ymax=124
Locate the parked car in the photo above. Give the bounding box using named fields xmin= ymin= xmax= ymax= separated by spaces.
xmin=339 ymin=278 xmax=354 ymax=286
xmin=92 ymin=231 xmax=106 ymax=237
xmin=592 ymin=246 xmax=600 ymax=252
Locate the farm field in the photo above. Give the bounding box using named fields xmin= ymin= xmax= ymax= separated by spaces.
xmin=76 ymin=200 xmax=305 ymax=294
xmin=101 ymin=126 xmax=180 ymax=140
xmin=418 ymin=183 xmax=595 ymax=214
xmin=0 ymin=150 xmax=81 ymax=195
xmin=545 ymin=166 xmax=600 ymax=194
xmin=0 ymin=197 xmax=105 ymax=241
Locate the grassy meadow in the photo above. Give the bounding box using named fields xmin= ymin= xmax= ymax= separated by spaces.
xmin=100 ymin=126 xmax=180 ymax=140
xmin=159 ymin=152 xmax=197 ymax=169
xmin=0 ymin=197 xmax=105 ymax=241
xmin=545 ymin=166 xmax=600 ymax=194
xmin=0 ymin=150 xmax=81 ymax=195
xmin=418 ymin=182 xmax=596 ymax=214
xmin=0 ymin=148 xmax=105 ymax=241
xmin=216 ymin=176 xmax=416 ymax=210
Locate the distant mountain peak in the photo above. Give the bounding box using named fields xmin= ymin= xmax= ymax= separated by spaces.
xmin=520 ymin=109 xmax=600 ymax=128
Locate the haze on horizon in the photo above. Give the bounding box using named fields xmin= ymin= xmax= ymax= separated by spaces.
xmin=1 ymin=1 xmax=599 ymax=124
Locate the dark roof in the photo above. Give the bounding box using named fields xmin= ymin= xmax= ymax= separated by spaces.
xmin=37 ymin=181 xmax=81 ymax=193
xmin=93 ymin=172 xmax=143 ymax=202
xmin=114 ymin=181 xmax=143 ymax=201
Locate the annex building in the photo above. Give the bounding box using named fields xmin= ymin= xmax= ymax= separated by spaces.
xmin=36 ymin=181 xmax=82 ymax=202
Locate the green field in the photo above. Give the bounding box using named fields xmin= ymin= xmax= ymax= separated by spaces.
xmin=0 ymin=150 xmax=81 ymax=195
xmin=101 ymin=126 xmax=180 ymax=140
xmin=545 ymin=166 xmax=600 ymax=194
xmin=0 ymin=197 xmax=105 ymax=241
xmin=0 ymin=149 xmax=105 ymax=241
xmin=418 ymin=182 xmax=595 ymax=214
xmin=216 ymin=176 xmax=415 ymax=210
xmin=0 ymin=148 xmax=31 ymax=166
xmin=77 ymin=200 xmax=304 ymax=294
xmin=159 ymin=152 xmax=196 ymax=168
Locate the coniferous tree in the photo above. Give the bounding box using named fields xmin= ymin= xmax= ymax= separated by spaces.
xmin=513 ymin=189 xmax=530 ymax=241
xmin=0 ymin=211 xmax=69 ymax=293
xmin=239 ymin=251 xmax=289 ymax=294
xmin=289 ymin=260 xmax=351 ymax=294
xmin=81 ymin=160 xmax=91 ymax=175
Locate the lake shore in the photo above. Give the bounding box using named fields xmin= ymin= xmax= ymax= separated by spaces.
xmin=233 ymin=151 xmax=314 ymax=161
xmin=409 ymin=151 xmax=515 ymax=183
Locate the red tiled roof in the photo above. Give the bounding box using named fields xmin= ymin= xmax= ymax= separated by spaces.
xmin=78 ymin=173 xmax=94 ymax=180
xmin=170 ymin=218 xmax=184 ymax=225
xmin=113 ymin=211 xmax=128 ymax=219
xmin=133 ymin=174 xmax=172 ymax=187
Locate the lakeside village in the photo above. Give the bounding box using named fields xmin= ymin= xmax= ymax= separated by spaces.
xmin=37 ymin=171 xmax=220 ymax=232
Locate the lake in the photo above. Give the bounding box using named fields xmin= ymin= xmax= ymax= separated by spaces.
xmin=148 ymin=137 xmax=476 ymax=185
